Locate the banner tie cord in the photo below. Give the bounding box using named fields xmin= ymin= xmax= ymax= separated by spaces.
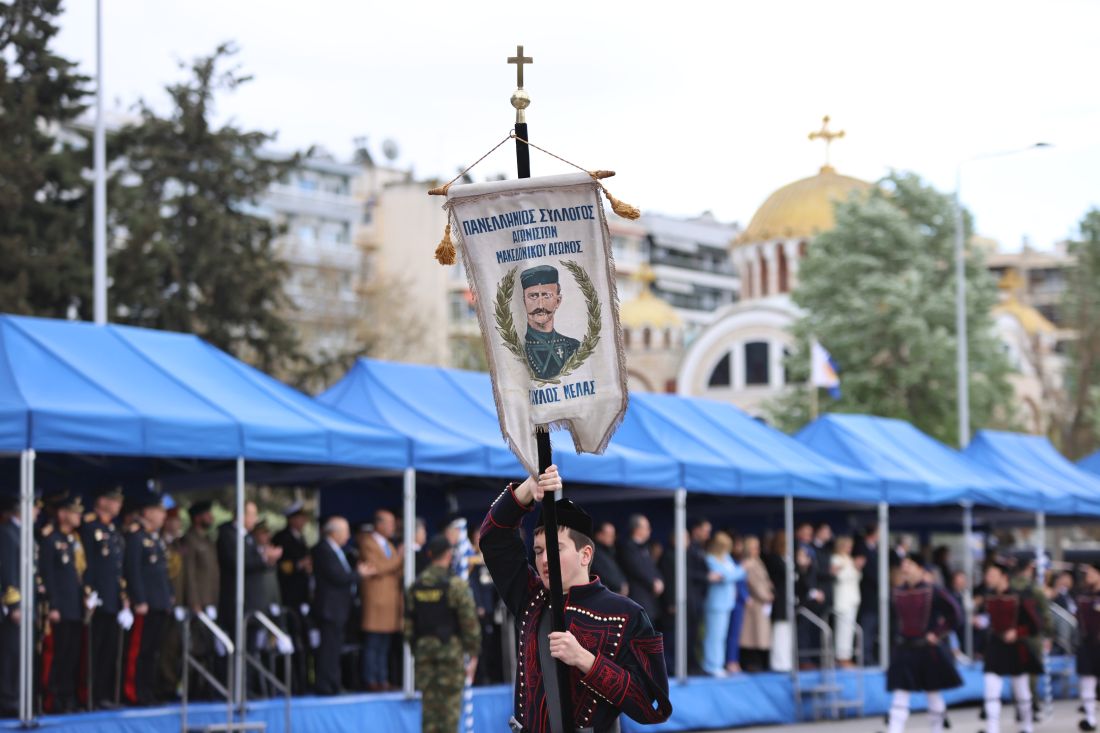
xmin=428 ymin=130 xmax=640 ymax=265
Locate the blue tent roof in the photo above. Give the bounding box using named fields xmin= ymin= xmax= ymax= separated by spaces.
xmin=795 ymin=414 xmax=1023 ymax=508
xmin=0 ymin=315 xmax=410 ymax=468
xmin=613 ymin=393 xmax=882 ymax=501
xmin=1081 ymin=450 xmax=1100 ymax=477
xmin=964 ymin=430 xmax=1100 ymax=515
xmin=319 ymin=359 xmax=681 ymax=489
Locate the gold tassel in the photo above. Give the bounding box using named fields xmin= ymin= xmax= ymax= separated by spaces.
xmin=434 ymin=222 xmax=456 ymax=265
xmin=601 ymin=185 xmax=641 ymax=220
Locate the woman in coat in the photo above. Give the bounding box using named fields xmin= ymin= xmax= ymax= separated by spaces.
xmin=831 ymin=535 xmax=862 ymax=667
xmin=739 ymin=535 xmax=775 ymax=671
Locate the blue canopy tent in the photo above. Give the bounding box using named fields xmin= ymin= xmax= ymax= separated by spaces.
xmin=1081 ymin=450 xmax=1100 ymax=477
xmin=964 ymin=430 xmax=1100 ymax=516
xmin=0 ymin=314 xmax=415 ymax=724
xmin=794 ymin=414 xmax=1028 ymax=509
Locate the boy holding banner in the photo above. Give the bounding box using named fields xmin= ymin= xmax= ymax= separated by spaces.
xmin=479 ymin=465 xmax=672 ymax=733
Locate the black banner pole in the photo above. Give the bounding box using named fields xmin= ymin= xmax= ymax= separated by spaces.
xmin=509 ymin=44 xmax=572 ymax=730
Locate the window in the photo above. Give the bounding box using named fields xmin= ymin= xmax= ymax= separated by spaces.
xmin=778 ymin=246 xmax=789 ymax=293
xmin=642 ymin=327 xmax=652 ymax=349
xmin=744 ymin=341 xmax=770 ymax=386
xmin=707 ymin=352 xmax=731 ymax=387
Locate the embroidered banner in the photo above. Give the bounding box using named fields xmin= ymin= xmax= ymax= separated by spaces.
xmin=444 ymin=172 xmax=628 ymax=476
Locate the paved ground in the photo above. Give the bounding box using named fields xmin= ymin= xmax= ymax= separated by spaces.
xmin=694 ymin=698 xmax=1083 ymax=732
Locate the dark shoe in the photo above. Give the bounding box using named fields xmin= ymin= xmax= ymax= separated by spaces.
xmin=1080 ymin=721 xmax=1098 ymax=732
xmin=96 ymin=700 xmax=120 ymax=711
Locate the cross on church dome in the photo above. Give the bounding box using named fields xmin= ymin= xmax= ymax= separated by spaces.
xmin=808 ymin=115 xmax=846 ymax=172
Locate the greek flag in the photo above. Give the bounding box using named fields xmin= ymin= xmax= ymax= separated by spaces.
xmin=811 ymin=340 xmax=841 ymax=399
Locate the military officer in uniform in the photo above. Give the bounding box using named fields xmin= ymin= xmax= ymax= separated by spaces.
xmin=0 ymin=496 xmax=27 ymax=717
xmin=122 ymin=493 xmax=173 ymax=706
xmin=1077 ymin=562 xmax=1100 ymax=731
xmin=405 ymin=534 xmax=480 ymax=733
xmin=39 ymin=494 xmax=86 ymax=713
xmin=521 ymin=265 xmax=580 ymax=380
xmin=80 ymin=485 xmax=126 ymax=709
xmin=273 ymin=500 xmax=311 ymax=692
xmin=179 ymin=500 xmax=219 ymax=698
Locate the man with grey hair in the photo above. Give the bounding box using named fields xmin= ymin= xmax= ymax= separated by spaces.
xmin=311 ymin=516 xmax=375 ymax=695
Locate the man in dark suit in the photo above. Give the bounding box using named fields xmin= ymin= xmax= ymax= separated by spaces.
xmin=590 ymin=521 xmax=627 ymax=594
xmin=273 ymin=500 xmax=311 ymax=692
xmin=855 ymin=522 xmax=881 ymax=665
xmin=216 ymin=501 xmax=282 ymax=632
xmin=617 ymin=513 xmax=664 ymax=624
xmin=311 ymin=516 xmax=373 ymax=695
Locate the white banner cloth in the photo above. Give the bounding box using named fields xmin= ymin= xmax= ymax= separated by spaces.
xmin=444 ymin=172 xmax=628 ymax=476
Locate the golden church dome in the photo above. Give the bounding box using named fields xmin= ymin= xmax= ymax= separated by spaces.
xmin=620 ymin=265 xmax=682 ymax=330
xmin=993 ymin=269 xmax=1055 ymax=335
xmin=737 ymin=166 xmax=872 ymax=244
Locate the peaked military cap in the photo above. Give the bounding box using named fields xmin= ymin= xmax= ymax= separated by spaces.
xmin=94 ymin=484 xmax=124 ymax=501
xmin=520 ymin=264 xmax=559 ymax=290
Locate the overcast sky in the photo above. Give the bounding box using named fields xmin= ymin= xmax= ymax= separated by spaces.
xmin=55 ymin=0 xmax=1100 ymax=252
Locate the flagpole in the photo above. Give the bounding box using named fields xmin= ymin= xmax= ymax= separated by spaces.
xmin=510 ymin=45 xmax=573 ymax=729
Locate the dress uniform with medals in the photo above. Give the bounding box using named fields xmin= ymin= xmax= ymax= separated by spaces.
xmin=122 ymin=494 xmax=173 ymax=706
xmin=38 ymin=494 xmax=86 ymax=713
xmin=0 ymin=496 xmax=23 ymax=715
xmin=520 ymin=265 xmax=580 ymax=381
xmin=884 ymin=558 xmax=963 ymax=733
xmin=405 ymin=535 xmax=481 ymax=733
xmin=480 ymin=486 xmax=672 ymax=733
xmin=981 ymin=562 xmax=1044 ymax=733
xmin=79 ymin=485 xmax=126 ymax=709
xmin=1077 ymin=563 xmax=1100 ymax=731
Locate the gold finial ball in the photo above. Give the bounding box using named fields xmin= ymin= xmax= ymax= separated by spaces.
xmin=510 ymin=89 xmax=531 ymax=111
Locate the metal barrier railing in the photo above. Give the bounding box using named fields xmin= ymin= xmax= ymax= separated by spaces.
xmin=181 ymin=610 xmax=236 ymax=733
xmin=828 ymin=609 xmax=865 ymax=719
xmin=796 ymin=606 xmax=837 ymax=720
xmin=241 ymin=610 xmax=293 ymax=733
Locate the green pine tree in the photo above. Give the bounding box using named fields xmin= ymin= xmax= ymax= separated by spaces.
xmin=1062 ymin=208 xmax=1100 ymax=458
xmin=766 ymin=171 xmax=1015 ymax=445
xmin=107 ymin=43 xmax=304 ymax=374
xmin=0 ymin=0 xmax=92 ymax=317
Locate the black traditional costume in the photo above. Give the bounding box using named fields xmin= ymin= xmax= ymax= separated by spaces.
xmin=984 ymin=590 xmax=1044 ymax=677
xmin=480 ymin=485 xmax=672 ymax=733
xmin=887 ymin=582 xmax=963 ymax=692
xmin=1077 ymin=589 xmax=1100 ymax=731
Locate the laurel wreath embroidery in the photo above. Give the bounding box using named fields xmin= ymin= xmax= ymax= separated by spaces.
xmin=494 ymin=259 xmax=601 ymax=385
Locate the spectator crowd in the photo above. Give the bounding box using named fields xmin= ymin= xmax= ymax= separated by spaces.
xmin=0 ymin=487 xmax=1089 ymax=719
xmin=0 ymin=486 xmax=508 ymax=716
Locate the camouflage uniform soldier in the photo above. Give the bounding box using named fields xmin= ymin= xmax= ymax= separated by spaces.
xmin=405 ymin=534 xmax=480 ymax=733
